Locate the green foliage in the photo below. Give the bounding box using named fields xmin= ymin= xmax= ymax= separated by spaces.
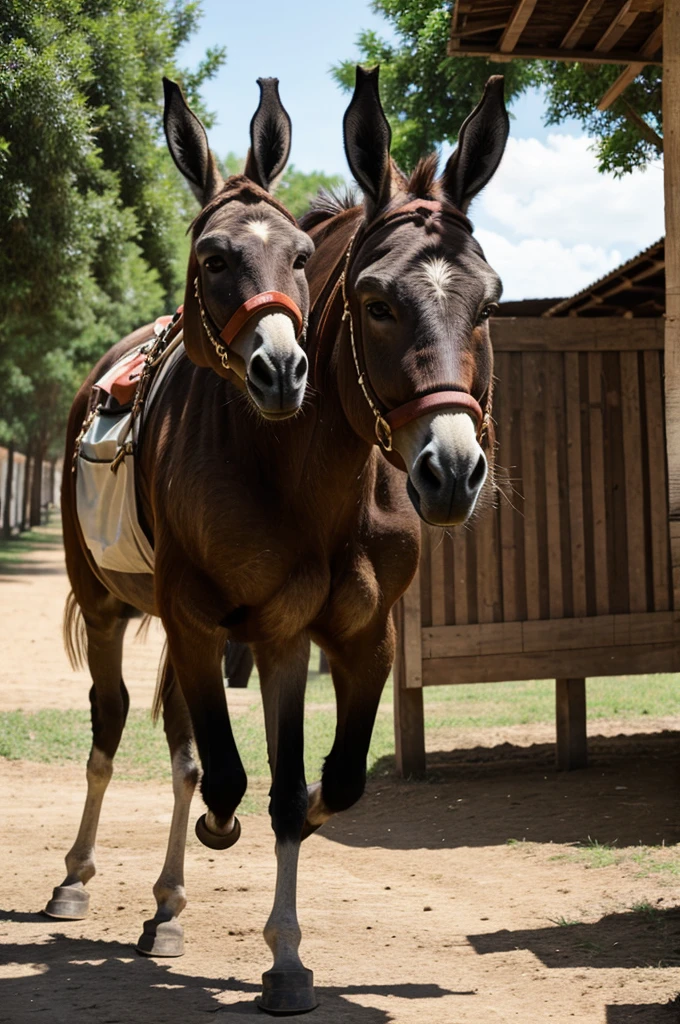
xmin=0 ymin=0 xmax=224 ymax=457
xmin=536 ymin=61 xmax=662 ymax=176
xmin=334 ymin=1 xmax=661 ymax=176
xmin=331 ymin=1 xmax=533 ymax=171
xmin=220 ymin=152 xmax=344 ymax=219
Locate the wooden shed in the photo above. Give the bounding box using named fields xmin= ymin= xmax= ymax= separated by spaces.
xmin=394 ymin=230 xmax=679 ymax=774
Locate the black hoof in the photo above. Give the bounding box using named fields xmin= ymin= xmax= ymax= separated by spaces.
xmin=43 ymin=885 xmax=90 ymax=920
xmin=195 ymin=813 xmax=241 ymax=851
xmin=136 ymin=917 xmax=184 ymax=957
xmin=258 ymin=967 xmax=317 ymax=1016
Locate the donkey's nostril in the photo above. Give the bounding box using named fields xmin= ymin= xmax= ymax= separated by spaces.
xmin=249 ymin=353 xmax=274 ymax=389
xmin=294 ymin=353 xmax=308 ymax=383
xmin=469 ymin=451 xmax=487 ymax=491
xmin=420 ymin=452 xmax=444 ymax=492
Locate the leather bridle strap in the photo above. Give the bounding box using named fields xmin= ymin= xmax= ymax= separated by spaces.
xmin=194 ymin=278 xmax=305 ymax=372
xmin=339 ymin=205 xmax=488 ymax=453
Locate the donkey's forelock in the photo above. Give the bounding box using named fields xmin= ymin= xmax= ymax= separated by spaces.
xmin=190 ymin=175 xmax=298 ymax=239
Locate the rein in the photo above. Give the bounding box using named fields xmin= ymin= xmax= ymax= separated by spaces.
xmin=336 ymin=199 xmax=489 ymax=454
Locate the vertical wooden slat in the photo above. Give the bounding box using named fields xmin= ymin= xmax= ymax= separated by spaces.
xmin=588 ymin=353 xmax=609 ymax=614
xmin=565 ymin=353 xmax=587 ymax=617
xmin=401 ymin=567 xmax=423 ymax=689
xmin=663 ymin=0 xmax=680 ymax=521
xmin=420 ymin=524 xmax=432 ymax=628
xmin=603 ymin=352 xmax=629 ymax=613
xmin=521 ymin=353 xmax=541 ymax=619
xmin=476 ymin=505 xmax=500 ymax=623
xmin=443 ymin=533 xmax=455 ymax=625
xmin=430 ymin=531 xmax=446 ymax=626
xmin=496 ymin=351 xmax=518 ymax=623
xmin=555 ymin=678 xmax=588 ymax=770
xmin=620 ymin=351 xmax=647 ymax=612
xmin=393 ymin=593 xmax=426 ymax=778
xmin=671 ymin=521 xmax=680 ymax=613
xmin=643 ymin=350 xmax=671 ymax=611
xmin=452 ymin=530 xmax=469 ymax=624
xmin=545 ymin=352 xmax=564 ymax=619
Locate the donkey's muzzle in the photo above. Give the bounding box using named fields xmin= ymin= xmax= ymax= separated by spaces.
xmin=246 ymin=313 xmax=308 ymax=418
xmin=408 ymin=436 xmax=487 ymax=526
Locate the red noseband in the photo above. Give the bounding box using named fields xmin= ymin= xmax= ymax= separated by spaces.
xmin=219 ymin=291 xmax=304 ymax=348
xmin=385 ymin=391 xmax=484 ymax=435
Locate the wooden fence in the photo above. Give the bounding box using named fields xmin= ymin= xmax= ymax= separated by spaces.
xmin=394 ymin=317 xmax=680 ymax=776
xmin=0 ymin=447 xmax=61 ymax=533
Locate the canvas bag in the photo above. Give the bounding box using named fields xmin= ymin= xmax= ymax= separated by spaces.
xmin=75 ymin=318 xmax=182 ymax=575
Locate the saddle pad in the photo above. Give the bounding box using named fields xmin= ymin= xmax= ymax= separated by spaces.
xmin=75 ymin=329 xmax=183 ymax=576
xmin=96 ymin=316 xmax=173 ymax=405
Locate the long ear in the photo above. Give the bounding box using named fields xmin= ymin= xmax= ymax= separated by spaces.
xmin=441 ymin=75 xmax=509 ymax=212
xmin=243 ymin=78 xmax=292 ymax=191
xmin=343 ymin=66 xmax=392 ymax=217
xmin=163 ymin=77 xmax=223 ymax=206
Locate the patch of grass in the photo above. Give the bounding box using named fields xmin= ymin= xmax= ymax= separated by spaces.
xmin=548 ymin=915 xmax=580 ymax=927
xmin=630 ymin=847 xmax=680 ymax=878
xmin=0 ymin=521 xmax=62 ymax=565
xmin=571 ymin=837 xmax=620 ymax=869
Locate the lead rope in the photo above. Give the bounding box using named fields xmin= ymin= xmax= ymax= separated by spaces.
xmin=339 ymin=230 xmax=394 ymax=452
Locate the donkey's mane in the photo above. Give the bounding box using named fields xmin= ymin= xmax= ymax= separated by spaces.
xmin=300 ymin=152 xmax=445 ymax=231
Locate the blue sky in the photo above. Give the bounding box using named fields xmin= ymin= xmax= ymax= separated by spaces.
xmin=178 ymin=0 xmax=664 ymax=300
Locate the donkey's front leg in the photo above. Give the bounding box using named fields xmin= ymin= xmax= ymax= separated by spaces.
xmin=257 ymin=634 xmax=317 ymax=1016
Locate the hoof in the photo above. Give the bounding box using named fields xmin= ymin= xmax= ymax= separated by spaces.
xmin=258 ymin=967 xmax=317 ymax=1016
xmin=43 ymin=884 xmax=90 ymax=920
xmin=195 ymin=813 xmax=241 ymax=851
xmin=136 ymin=917 xmax=184 ymax=957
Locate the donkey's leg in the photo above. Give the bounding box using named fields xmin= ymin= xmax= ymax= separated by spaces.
xmin=304 ymin=617 xmax=394 ymax=837
xmin=223 ymin=640 xmax=254 ymax=688
xmin=165 ymin=623 xmax=246 ymax=849
xmin=137 ymin=658 xmax=198 ymax=957
xmin=45 ymin=611 xmax=130 ymax=919
xmin=256 ymin=634 xmax=317 ymax=1016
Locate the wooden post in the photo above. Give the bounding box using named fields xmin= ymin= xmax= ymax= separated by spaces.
xmin=393 ymin=568 xmax=426 ymax=777
xmin=2 ymin=441 xmax=14 ymax=539
xmin=664 ymin=1 xmax=680 ymax=530
xmin=555 ymin=678 xmax=588 ymax=770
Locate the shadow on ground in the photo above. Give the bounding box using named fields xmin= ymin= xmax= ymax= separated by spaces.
xmin=606 ymin=1000 xmax=680 ymax=1023
xmin=319 ymin=731 xmax=680 ymax=850
xmin=0 ymin=929 xmax=458 ymax=1024
xmin=468 ymin=906 xmax=680 ymax=969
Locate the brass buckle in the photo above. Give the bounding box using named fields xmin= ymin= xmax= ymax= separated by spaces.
xmin=375 ymin=415 xmax=393 ymax=452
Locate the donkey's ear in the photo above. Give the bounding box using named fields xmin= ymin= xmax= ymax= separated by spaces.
xmin=343 ymin=66 xmax=392 ymax=216
xmin=163 ymin=77 xmax=223 ymax=205
xmin=243 ymin=78 xmax=292 ymax=191
xmin=440 ymin=75 xmax=509 ymax=212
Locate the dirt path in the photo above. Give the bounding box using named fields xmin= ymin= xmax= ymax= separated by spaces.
xmin=1 ymin=532 xmax=679 ymax=1022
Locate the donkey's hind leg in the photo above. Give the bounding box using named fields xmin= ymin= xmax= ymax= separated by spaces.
xmin=44 ymin=603 xmax=130 ymax=920
xmin=137 ymin=656 xmax=198 ymax=957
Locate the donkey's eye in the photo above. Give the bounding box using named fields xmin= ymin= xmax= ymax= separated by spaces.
xmin=204 ymin=255 xmax=226 ymax=273
xmin=477 ymin=302 xmax=498 ymax=325
xmin=366 ymin=301 xmax=394 ymax=322
xmin=293 ymin=252 xmax=308 ymax=270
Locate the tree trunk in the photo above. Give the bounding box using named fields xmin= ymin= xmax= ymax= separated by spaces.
xmin=20 ymin=444 xmax=32 ymax=533
xmin=2 ymin=441 xmax=14 ymax=539
xmin=30 ymin=442 xmax=44 ymax=527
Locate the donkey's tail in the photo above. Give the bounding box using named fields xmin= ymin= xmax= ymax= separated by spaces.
xmin=151 ymin=640 xmax=171 ymax=724
xmin=63 ymin=591 xmax=87 ymax=670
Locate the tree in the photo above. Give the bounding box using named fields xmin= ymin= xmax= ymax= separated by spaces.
xmin=332 ymin=0 xmax=661 ymax=177
xmin=0 ymin=0 xmax=224 ymax=518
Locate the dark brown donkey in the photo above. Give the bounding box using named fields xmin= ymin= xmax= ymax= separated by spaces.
xmin=47 ymin=67 xmax=509 ymax=1015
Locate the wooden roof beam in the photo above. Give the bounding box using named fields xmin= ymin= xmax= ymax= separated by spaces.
xmin=595 ymin=0 xmax=641 ymax=52
xmin=498 ymin=0 xmax=539 ymax=53
xmin=597 ymin=22 xmax=663 ymax=110
xmin=561 ymin=0 xmax=608 ymax=50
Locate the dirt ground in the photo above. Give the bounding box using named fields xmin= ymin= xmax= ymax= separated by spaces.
xmin=1 ymin=537 xmax=680 ymax=1023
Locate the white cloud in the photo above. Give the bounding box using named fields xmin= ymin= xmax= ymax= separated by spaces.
xmin=470 ymin=134 xmax=664 ymax=301
xmin=477 ymin=230 xmax=623 ymax=302
xmin=475 ymin=134 xmax=664 ymax=248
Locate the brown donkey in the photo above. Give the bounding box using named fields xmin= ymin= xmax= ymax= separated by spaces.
xmin=45 ymin=75 xmax=312 ymax=950
xmin=48 ymin=68 xmax=509 ymax=1015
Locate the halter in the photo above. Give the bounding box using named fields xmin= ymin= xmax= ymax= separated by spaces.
xmin=338 ymin=199 xmax=490 ymax=454
xmin=193 ymin=276 xmax=306 ymax=372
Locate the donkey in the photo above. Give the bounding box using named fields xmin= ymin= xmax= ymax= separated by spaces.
xmin=48 ymin=66 xmax=509 ymax=1015
xmin=45 ymin=75 xmax=312 ymax=943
